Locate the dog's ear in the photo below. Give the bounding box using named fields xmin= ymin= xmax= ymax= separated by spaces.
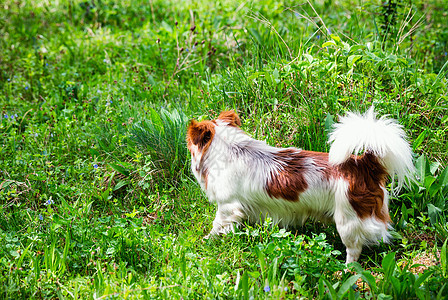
xmin=187 ymin=120 xmax=215 ymax=151
xmin=218 ymin=110 xmax=241 ymax=127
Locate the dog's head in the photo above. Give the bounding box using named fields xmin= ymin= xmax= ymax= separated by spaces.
xmin=186 ymin=110 xmax=241 ymax=158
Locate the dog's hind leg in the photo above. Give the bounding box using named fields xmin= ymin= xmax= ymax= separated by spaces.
xmin=336 ymin=215 xmax=391 ymax=264
xmin=335 ymin=219 xmax=364 ymax=264
xmin=334 ymin=180 xmax=392 ymax=264
xmin=333 ymin=179 xmax=366 ymax=264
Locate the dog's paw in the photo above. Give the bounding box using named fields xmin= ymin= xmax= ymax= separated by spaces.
xmin=203 ymin=233 xmax=217 ymax=240
xmin=204 ymin=228 xmax=224 ymax=240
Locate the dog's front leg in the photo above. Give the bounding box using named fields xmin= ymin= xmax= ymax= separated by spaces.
xmin=205 ymin=201 xmax=245 ymax=238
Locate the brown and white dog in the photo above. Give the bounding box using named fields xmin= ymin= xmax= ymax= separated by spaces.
xmin=186 ymin=108 xmax=414 ymax=263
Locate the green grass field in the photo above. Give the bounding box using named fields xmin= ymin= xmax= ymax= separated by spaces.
xmin=1 ymin=0 xmax=448 ymax=298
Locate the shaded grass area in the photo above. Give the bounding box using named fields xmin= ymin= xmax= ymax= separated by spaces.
xmin=1 ymin=0 xmax=448 ymax=298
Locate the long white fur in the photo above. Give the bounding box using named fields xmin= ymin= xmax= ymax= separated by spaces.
xmin=190 ymin=109 xmax=414 ymax=263
xmin=328 ymin=107 xmax=415 ymax=193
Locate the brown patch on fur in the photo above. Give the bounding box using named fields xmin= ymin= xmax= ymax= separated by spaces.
xmin=186 ymin=120 xmax=215 ymax=152
xmin=265 ymin=149 xmax=309 ymax=201
xmin=265 ymin=149 xmax=338 ymax=201
xmin=337 ymin=152 xmax=390 ymax=223
xmin=186 ymin=120 xmax=216 ymax=188
xmin=265 ymin=149 xmax=389 ymax=223
xmin=299 ymin=150 xmax=336 ymax=179
xmin=217 ymin=110 xmax=241 ymax=127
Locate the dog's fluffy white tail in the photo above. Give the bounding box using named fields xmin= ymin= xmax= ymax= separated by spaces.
xmin=328 ymin=107 xmax=414 ymax=193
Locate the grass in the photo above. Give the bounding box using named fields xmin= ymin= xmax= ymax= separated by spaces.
xmin=1 ymin=0 xmax=448 ymax=298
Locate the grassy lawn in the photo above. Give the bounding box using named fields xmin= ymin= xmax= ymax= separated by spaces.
xmin=1 ymin=0 xmax=448 ymax=298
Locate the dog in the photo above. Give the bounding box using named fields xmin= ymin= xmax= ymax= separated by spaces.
xmin=186 ymin=108 xmax=414 ymax=263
